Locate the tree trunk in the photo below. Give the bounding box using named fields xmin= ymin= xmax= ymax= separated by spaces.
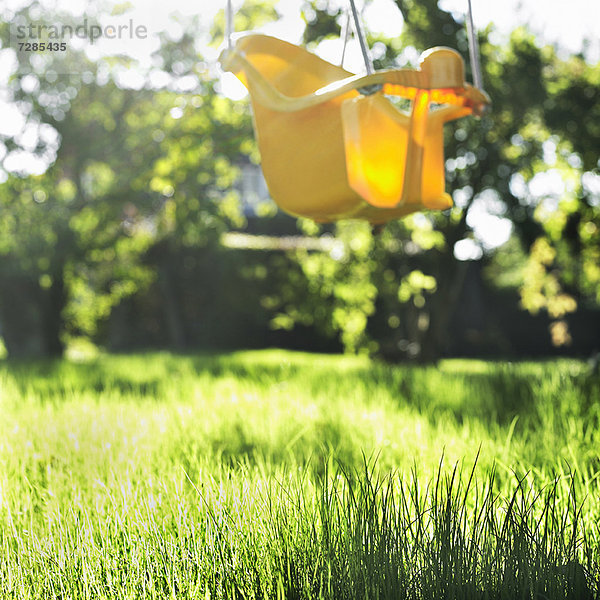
xmin=159 ymin=261 xmax=186 ymax=350
xmin=0 ymin=274 xmax=45 ymax=358
xmin=41 ymin=268 xmax=67 ymax=357
xmin=418 ymin=248 xmax=469 ymax=364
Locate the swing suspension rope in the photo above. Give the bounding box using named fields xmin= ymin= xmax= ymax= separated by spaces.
xmin=339 ymin=11 xmax=351 ymax=67
xmin=226 ymin=0 xmax=234 ymax=51
xmin=348 ymin=0 xmax=374 ymax=74
xmin=465 ymin=0 xmax=483 ymax=90
xmin=225 ymin=0 xmax=483 ymax=89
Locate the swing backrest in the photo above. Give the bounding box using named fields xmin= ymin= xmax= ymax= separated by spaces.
xmin=224 ymin=34 xmax=374 ymax=222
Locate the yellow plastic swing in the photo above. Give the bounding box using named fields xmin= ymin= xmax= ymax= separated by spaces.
xmin=219 ymin=5 xmax=489 ymax=224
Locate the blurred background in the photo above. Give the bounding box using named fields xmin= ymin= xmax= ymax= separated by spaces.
xmin=0 ymin=0 xmax=598 ymax=362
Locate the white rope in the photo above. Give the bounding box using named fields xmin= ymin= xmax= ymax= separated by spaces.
xmin=349 ymin=0 xmax=374 ymax=75
xmin=226 ymin=0 xmax=233 ymax=51
xmin=340 ymin=11 xmax=351 ymax=68
xmin=466 ymin=0 xmax=483 ymax=90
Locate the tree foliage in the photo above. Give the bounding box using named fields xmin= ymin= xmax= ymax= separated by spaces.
xmin=0 ymin=1 xmax=252 ymax=355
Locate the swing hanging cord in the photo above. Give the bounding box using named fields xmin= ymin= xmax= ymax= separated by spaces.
xmin=348 ymin=0 xmax=374 ymax=75
xmin=465 ymin=0 xmax=483 ymax=91
xmin=226 ymin=0 xmax=234 ymax=51
xmin=339 ymin=11 xmax=351 ymax=67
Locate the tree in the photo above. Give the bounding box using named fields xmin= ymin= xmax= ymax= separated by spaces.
xmin=0 ymin=79 xmax=164 ymax=356
xmin=0 ymin=1 xmax=254 ymax=356
xmin=516 ymin=52 xmax=600 ymax=346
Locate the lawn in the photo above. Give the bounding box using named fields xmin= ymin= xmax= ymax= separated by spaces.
xmin=0 ymin=350 xmax=598 ymax=598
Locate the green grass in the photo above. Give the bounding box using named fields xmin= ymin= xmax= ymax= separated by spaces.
xmin=0 ymin=350 xmax=598 ymax=598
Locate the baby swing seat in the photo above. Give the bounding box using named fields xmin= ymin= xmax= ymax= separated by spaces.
xmin=220 ymin=34 xmax=489 ymax=223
